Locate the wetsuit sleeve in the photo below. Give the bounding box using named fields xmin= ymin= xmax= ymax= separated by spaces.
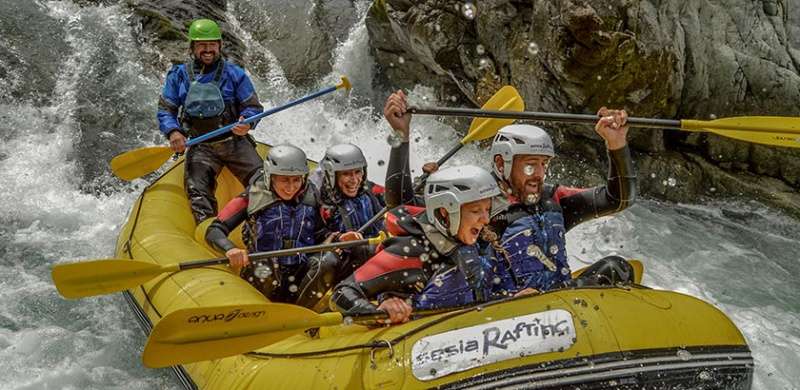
xmin=157 ymin=65 xmax=185 ymax=137
xmin=234 ymin=68 xmax=264 ymax=127
xmin=559 ymin=146 xmax=637 ymax=231
xmin=205 ymin=195 xmax=250 ymax=252
xmin=331 ymin=237 xmax=427 ymax=316
xmin=384 ymin=141 xmax=418 ymax=208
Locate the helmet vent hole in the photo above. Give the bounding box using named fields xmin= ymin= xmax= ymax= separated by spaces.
xmin=454 ymin=184 xmax=470 ymax=191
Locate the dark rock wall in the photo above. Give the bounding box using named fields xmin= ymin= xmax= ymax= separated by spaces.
xmin=367 ymin=0 xmax=800 ymax=216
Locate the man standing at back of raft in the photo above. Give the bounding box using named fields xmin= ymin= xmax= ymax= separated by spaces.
xmin=156 ymin=18 xmax=264 ymax=224
xmin=383 ymin=91 xmax=638 ymax=294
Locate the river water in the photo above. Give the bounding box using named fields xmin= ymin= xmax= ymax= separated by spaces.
xmin=0 ymin=1 xmax=798 ymax=389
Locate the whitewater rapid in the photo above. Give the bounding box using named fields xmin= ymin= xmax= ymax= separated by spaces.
xmin=0 ymin=1 xmax=797 ymax=389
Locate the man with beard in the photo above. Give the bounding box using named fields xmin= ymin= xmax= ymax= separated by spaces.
xmin=381 ymin=91 xmax=637 ymax=295
xmin=157 ymin=19 xmax=264 ymax=224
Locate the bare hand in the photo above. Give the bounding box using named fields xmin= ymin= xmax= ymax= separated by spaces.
xmin=225 ymin=248 xmax=250 ymax=272
xmin=595 ymin=107 xmax=628 ymax=150
xmin=231 ymin=116 xmax=251 ymax=136
xmin=338 ymin=231 xmax=363 ymax=242
xmin=168 ymin=130 xmax=187 ymax=153
xmin=422 ymin=162 xmax=439 ymax=174
xmin=513 ymin=287 xmax=540 ymax=297
xmin=383 ymin=90 xmax=411 ymax=141
xmin=377 ymin=297 xmax=413 ymax=324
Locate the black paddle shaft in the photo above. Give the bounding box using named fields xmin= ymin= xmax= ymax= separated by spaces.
xmin=409 ymin=106 xmax=683 ymax=130
xmin=177 ymin=238 xmax=375 ymax=270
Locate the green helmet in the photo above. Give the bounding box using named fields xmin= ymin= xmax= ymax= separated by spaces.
xmin=188 ymin=19 xmax=222 ymax=41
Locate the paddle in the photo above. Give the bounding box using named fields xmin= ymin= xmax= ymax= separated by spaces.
xmin=110 ymin=76 xmax=353 ymax=181
xmin=52 ymin=231 xmax=385 ymax=299
xmin=405 ymin=107 xmax=800 ymax=149
xmin=355 ymin=86 xmax=525 ymax=233
xmin=142 ymin=302 xmax=459 ymax=368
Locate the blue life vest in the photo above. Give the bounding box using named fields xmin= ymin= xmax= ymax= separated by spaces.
xmin=412 ymin=244 xmax=514 ymax=310
xmin=245 ymin=189 xmax=320 ymax=266
xmin=499 ymin=187 xmax=570 ymax=292
xmin=324 ymin=191 xmax=384 ymax=236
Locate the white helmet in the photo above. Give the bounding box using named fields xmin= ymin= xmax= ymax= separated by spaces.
xmin=320 ymin=143 xmax=368 ymax=190
xmin=490 ymin=124 xmax=555 ymax=180
xmin=424 ymin=165 xmax=500 ymax=237
xmin=264 ymin=144 xmax=309 ymax=176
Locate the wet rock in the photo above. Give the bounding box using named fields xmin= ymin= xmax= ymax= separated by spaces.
xmin=232 ymin=0 xmax=358 ymax=86
xmin=367 ymin=0 xmax=800 ymax=215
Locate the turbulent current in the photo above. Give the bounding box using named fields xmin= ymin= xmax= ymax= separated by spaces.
xmin=0 ymin=1 xmax=798 ymax=389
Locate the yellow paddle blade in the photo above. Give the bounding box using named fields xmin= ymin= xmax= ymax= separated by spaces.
xmin=143 ymin=304 xmax=344 ymax=368
xmin=682 ymin=117 xmax=800 ymax=148
xmin=462 ymin=86 xmax=525 ymax=144
xmin=110 ymin=146 xmax=173 ymax=181
xmin=52 ymin=259 xmax=176 ymax=299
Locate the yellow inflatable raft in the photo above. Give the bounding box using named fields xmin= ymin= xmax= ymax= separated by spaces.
xmin=115 ymin=143 xmax=753 ymax=389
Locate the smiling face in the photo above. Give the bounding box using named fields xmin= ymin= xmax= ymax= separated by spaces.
xmin=335 ymin=168 xmax=364 ymax=198
xmin=271 ymin=175 xmax=304 ymax=201
xmin=497 ymin=154 xmax=550 ymax=203
xmin=192 ymin=40 xmax=221 ymax=66
xmin=440 ymin=198 xmax=492 ymax=245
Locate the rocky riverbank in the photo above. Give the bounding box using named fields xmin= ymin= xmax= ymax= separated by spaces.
xmin=365 ymin=0 xmax=800 ymax=217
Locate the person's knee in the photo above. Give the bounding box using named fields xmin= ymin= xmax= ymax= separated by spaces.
xmin=596 ymin=255 xmax=633 ymax=284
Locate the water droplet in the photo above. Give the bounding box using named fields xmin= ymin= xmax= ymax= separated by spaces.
xmin=550 ymin=245 xmax=559 ymax=255
xmin=523 ymin=164 xmax=536 ymax=176
xmin=402 ymin=272 xmax=408 ymax=277
xmin=709 ymin=113 xmax=717 ymax=120
xmin=596 ymin=75 xmax=602 ymax=81
xmin=316 ymin=292 xmax=323 ymax=298
xmin=434 ymin=24 xmax=441 ymax=32
xmin=343 ymin=316 xmax=354 ymax=325
xmin=420 ymin=253 xmax=430 ymax=262
xmin=403 ymin=246 xmax=410 ymax=253
xmin=527 ymin=42 xmax=540 ymax=56
xmin=288 ymin=284 xmax=298 ymax=293
xmin=761 ymin=87 xmax=767 ymax=93
xmin=676 ymin=349 xmax=692 ymax=361
xmin=450 ymin=95 xmax=458 ymax=102
xmin=387 ymin=133 xmax=403 ymax=148
xmin=493 ymin=276 xmax=501 ymax=285
xmin=667 ymin=177 xmax=677 ymax=187
xmin=698 ymin=370 xmax=713 ymax=381
xmin=288 ymin=275 xmax=295 ymax=282
xmin=478 ymin=57 xmax=490 ymax=69
xmin=398 ymin=56 xmax=405 ymax=64
xmin=461 ymin=2 xmax=477 ymax=19
xmin=377 ymin=159 xmax=385 ymax=166
xmin=709 ymin=187 xmax=716 ymax=192
xmin=650 ymin=172 xmax=656 ymax=178
xmin=389 ymin=62 xmax=395 ymax=67
xmin=476 ymin=44 xmax=485 ymax=55
xmin=272 ymin=280 xmax=279 ymax=286
xmin=254 ymin=265 xmax=272 ymax=279
xmin=433 ymin=278 xmax=444 ymax=287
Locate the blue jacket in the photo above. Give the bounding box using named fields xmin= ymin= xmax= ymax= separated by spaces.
xmin=157 ymin=59 xmax=262 ymax=136
xmin=413 ymin=243 xmax=515 ymax=310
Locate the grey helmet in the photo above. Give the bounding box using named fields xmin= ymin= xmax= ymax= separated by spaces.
xmin=424 ymin=165 xmax=500 ymax=237
xmin=263 ymin=144 xmax=309 ymax=187
xmin=490 ymin=124 xmax=555 ymax=180
xmin=320 ymin=143 xmax=368 ymax=191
